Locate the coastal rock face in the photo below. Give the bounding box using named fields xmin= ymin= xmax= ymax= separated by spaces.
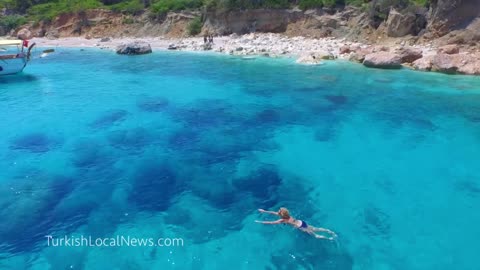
xmin=412 ymin=55 xmax=434 ymax=71
xmin=385 ymin=9 xmax=417 ymax=37
xmin=203 ymin=9 xmax=296 ymax=35
xmin=116 ymin=41 xmax=152 ymax=55
xmin=428 ymin=0 xmax=480 ymax=37
xmin=431 ymin=53 xmax=457 ymax=73
xmin=16 ymin=28 xmax=32 ymax=40
xmin=363 ymin=52 xmax=402 ymax=69
xmin=439 ymin=44 xmax=460 ymax=55
xmin=430 ymin=53 xmax=480 ymax=75
xmin=413 ymin=53 xmax=480 ymax=75
xmin=397 ymin=47 xmax=423 ymax=63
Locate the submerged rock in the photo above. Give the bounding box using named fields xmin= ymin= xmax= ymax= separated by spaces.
xmin=296 ymin=51 xmax=333 ymax=65
xmin=363 ymin=52 xmax=402 ymax=69
xmin=116 ymin=41 xmax=152 ymax=55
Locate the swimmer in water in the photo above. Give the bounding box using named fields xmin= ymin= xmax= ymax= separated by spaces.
xmin=255 ymin=207 xmax=337 ymax=240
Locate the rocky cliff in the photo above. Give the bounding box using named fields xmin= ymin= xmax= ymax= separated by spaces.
xmin=7 ymin=0 xmax=480 ymax=49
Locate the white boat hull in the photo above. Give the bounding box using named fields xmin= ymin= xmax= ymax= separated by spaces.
xmin=0 ymin=57 xmax=27 ymax=75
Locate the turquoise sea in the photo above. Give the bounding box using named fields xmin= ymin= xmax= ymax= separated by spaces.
xmin=1 ymin=49 xmax=480 ymax=270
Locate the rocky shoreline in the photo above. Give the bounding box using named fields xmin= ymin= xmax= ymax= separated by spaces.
xmin=30 ymin=33 xmax=480 ymax=76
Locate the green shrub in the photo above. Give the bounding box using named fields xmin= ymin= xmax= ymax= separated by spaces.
xmin=298 ymin=0 xmax=323 ymax=10
xmin=263 ymin=0 xmax=290 ymax=8
xmin=28 ymin=0 xmax=103 ymax=22
xmin=345 ymin=0 xmax=364 ymax=6
xmin=322 ymin=0 xmax=337 ymax=7
xmin=408 ymin=0 xmax=429 ymax=6
xmin=0 ymin=15 xmax=27 ymax=32
xmin=150 ymin=0 xmax=202 ymax=15
xmin=109 ymin=0 xmax=144 ymax=14
xmin=187 ymin=16 xmax=202 ymax=35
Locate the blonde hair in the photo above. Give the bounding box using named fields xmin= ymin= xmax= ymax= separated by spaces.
xmin=278 ymin=207 xmax=290 ymax=219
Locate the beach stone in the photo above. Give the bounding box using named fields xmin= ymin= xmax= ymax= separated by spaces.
xmin=339 ymin=45 xmax=352 ymax=54
xmin=363 ymin=52 xmax=402 ymax=69
xmin=412 ymin=55 xmax=434 ymax=71
xmin=100 ymin=37 xmax=111 ymax=42
xmin=116 ymin=41 xmax=152 ymax=55
xmin=431 ymin=53 xmax=458 ymax=74
xmin=296 ymin=51 xmax=332 ymax=65
xmin=458 ymin=61 xmax=480 ymax=75
xmin=398 ymin=47 xmax=423 ymax=63
xmin=439 ymin=44 xmax=460 ymax=54
xmin=167 ymin=44 xmax=178 ymax=50
xmin=16 ymin=28 xmax=32 ymax=40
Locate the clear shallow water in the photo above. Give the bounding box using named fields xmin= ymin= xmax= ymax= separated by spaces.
xmin=1 ymin=49 xmax=480 ymax=270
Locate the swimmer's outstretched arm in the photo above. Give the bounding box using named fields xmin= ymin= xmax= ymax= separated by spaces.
xmin=258 ymin=209 xmax=279 ymax=215
xmin=255 ymin=219 xmax=284 ymax=225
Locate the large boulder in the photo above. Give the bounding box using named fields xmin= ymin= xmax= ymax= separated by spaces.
xmin=431 ymin=53 xmax=458 ymax=74
xmin=412 ymin=55 xmax=434 ymax=71
xmin=363 ymin=52 xmax=402 ymax=69
xmin=116 ymin=41 xmax=152 ymax=55
xmin=458 ymin=60 xmax=480 ymax=75
xmin=397 ymin=47 xmax=423 ymax=63
xmin=385 ymin=9 xmax=417 ymax=37
xmin=438 ymin=44 xmax=460 ymax=54
xmin=16 ymin=28 xmax=32 ymax=40
xmin=428 ymin=0 xmax=480 ymax=37
xmin=45 ymin=29 xmax=59 ymax=40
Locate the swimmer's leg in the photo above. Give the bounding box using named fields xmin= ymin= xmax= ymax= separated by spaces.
xmin=312 ymin=227 xmax=336 ymax=235
xmin=310 ymin=226 xmax=337 ymax=238
xmin=303 ymin=227 xmax=334 ymax=240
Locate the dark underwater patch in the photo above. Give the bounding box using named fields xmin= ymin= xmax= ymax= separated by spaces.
xmin=0 ymin=173 xmax=75 ymax=254
xmin=71 ymin=139 xmax=113 ymax=170
xmin=254 ymin=109 xmax=281 ymax=124
xmin=455 ymin=180 xmax=480 ymax=197
xmin=128 ymin=161 xmax=180 ymax=212
xmin=232 ymin=166 xmax=282 ymax=208
xmin=10 ymin=132 xmax=59 ymax=153
xmin=170 ymin=100 xmax=238 ymax=130
xmin=137 ymin=97 xmax=169 ymax=112
xmin=107 ymin=127 xmax=152 ymax=151
xmin=168 ymin=128 xmax=201 ymax=151
xmin=325 ymin=95 xmax=348 ymax=105
xmin=190 ymin=179 xmax=238 ymax=210
xmin=314 ymin=124 xmax=336 ymax=142
xmin=374 ymin=112 xmax=437 ymax=131
xmin=90 ymin=109 xmax=128 ymax=129
xmin=361 ymin=206 xmax=390 ymax=237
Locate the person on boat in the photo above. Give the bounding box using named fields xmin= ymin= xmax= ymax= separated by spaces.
xmin=255 ymin=207 xmax=337 ymax=240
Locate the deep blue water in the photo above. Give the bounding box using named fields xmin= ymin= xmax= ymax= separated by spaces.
xmin=1 ymin=48 xmax=480 ymax=270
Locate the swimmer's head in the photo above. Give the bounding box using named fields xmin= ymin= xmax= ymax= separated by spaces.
xmin=278 ymin=207 xmax=290 ymax=219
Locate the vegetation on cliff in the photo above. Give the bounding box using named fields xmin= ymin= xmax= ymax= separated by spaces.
xmin=0 ymin=0 xmax=432 ymax=33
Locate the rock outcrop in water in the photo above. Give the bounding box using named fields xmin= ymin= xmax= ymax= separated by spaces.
xmin=116 ymin=41 xmax=152 ymax=55
xmin=363 ymin=52 xmax=402 ymax=69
